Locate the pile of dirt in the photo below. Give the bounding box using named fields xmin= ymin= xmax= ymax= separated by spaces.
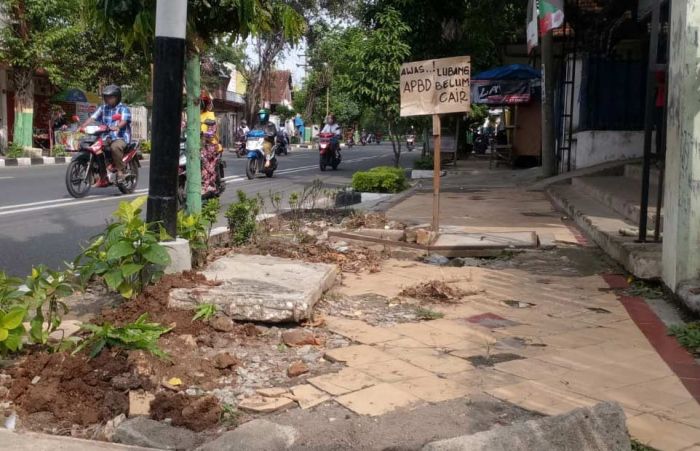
xmin=100 ymin=272 xmax=221 ymax=335
xmin=399 ymin=280 xmax=466 ymax=304
xmin=239 ymin=238 xmax=383 ymax=273
xmin=8 ymin=351 xmax=136 ymax=430
xmin=151 ymin=392 xmax=222 ymax=432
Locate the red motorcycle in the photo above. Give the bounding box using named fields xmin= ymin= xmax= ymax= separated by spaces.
xmin=318 ymin=132 xmax=341 ymax=171
xmin=65 ymin=114 xmax=141 ymax=198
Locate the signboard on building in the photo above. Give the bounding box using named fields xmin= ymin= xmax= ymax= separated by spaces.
xmin=471 ymin=80 xmax=532 ymax=105
xmin=400 ymin=56 xmax=471 ymax=117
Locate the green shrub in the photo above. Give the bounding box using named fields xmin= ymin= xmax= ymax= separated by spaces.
xmin=225 ymin=191 xmax=260 ymax=245
xmin=74 ymin=313 xmax=172 ymax=359
xmin=25 ymin=266 xmax=74 ymax=345
xmin=6 ymin=142 xmax=24 ymax=158
xmin=351 ymin=166 xmax=408 ymax=193
xmin=413 ymin=157 xmax=433 ymax=170
xmin=140 ymin=140 xmax=152 ymax=154
xmin=52 ymin=144 xmax=68 ymax=157
xmin=74 ymin=196 xmax=171 ymax=299
xmin=669 ymin=322 xmax=700 ymax=354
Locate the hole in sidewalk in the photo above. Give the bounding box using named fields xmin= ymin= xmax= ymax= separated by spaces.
xmin=521 ymin=211 xmax=559 ymax=218
xmin=586 ymin=307 xmax=612 ymax=314
xmin=466 ymin=353 xmax=525 ymax=368
xmin=503 ymin=300 xmax=536 ymax=309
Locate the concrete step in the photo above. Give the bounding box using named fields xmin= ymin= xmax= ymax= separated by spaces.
xmin=572 ymin=176 xmax=662 ymax=228
xmin=547 ymin=183 xmax=662 ymax=279
xmin=624 ymin=163 xmax=661 ymax=185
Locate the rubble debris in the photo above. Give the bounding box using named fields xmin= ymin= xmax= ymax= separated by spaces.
xmin=399 ymin=281 xmax=467 ymax=304
xmin=290 ymin=384 xmax=331 ymax=409
xmin=282 ymin=329 xmax=322 ymax=347
xmin=128 ymin=391 xmax=155 ymax=417
xmin=213 ymin=352 xmax=239 ymax=369
xmin=211 ymin=316 xmax=235 ymax=332
xmin=238 ymin=395 xmax=296 ymax=414
xmin=287 ymin=361 xmax=310 ymax=378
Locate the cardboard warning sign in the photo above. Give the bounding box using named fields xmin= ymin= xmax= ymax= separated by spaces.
xmin=400 ymin=56 xmax=471 ymax=117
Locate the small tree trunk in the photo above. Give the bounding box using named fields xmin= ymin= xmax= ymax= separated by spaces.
xmin=388 ymin=120 xmax=401 ymax=167
xmin=185 ymin=53 xmax=202 ymax=214
xmin=12 ymin=68 xmax=33 ymax=149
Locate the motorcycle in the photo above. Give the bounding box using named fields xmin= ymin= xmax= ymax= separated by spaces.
xmin=346 ymin=135 xmax=355 ymax=148
xmin=65 ymin=113 xmax=140 ymax=198
xmin=245 ymin=129 xmax=277 ymax=179
xmin=177 ymin=119 xmax=226 ymax=209
xmin=406 ymin=134 xmax=416 ymax=152
xmin=360 ymin=132 xmax=368 ymax=146
xmin=318 ymin=132 xmax=341 ymax=171
xmin=276 ymin=130 xmax=289 ymax=156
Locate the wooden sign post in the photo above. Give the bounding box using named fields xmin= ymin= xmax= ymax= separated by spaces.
xmin=400 ymin=56 xmax=471 ymax=238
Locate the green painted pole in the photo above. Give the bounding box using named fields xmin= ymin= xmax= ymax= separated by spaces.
xmin=185 ymin=54 xmax=202 ymax=214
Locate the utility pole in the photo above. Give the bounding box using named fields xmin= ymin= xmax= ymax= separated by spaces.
xmin=540 ymin=29 xmax=556 ymax=177
xmin=326 ymin=85 xmax=330 ymax=118
xmin=146 ymin=0 xmax=187 ymax=238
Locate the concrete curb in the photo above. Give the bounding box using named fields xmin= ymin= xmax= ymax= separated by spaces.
xmin=0 ymin=154 xmax=151 ymax=167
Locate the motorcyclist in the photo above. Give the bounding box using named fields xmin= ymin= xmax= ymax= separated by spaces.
xmin=253 ymin=108 xmax=277 ymax=167
xmin=237 ymin=119 xmax=250 ymax=140
xmin=321 ymin=114 xmax=341 ymax=155
xmin=80 ymin=85 xmax=131 ymax=184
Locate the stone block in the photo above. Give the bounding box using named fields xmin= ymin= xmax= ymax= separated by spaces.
xmin=164 ymin=238 xmax=192 ymax=275
xmin=422 ymin=402 xmax=630 ymax=451
xmin=128 ymin=391 xmax=155 ymax=417
xmin=169 ymin=254 xmax=338 ymax=323
xmin=197 ymin=419 xmax=298 ymax=451
xmin=114 ymin=417 xmax=202 ymax=450
xmin=354 ymin=228 xmax=406 ymax=242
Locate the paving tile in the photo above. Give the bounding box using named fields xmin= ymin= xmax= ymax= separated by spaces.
xmin=659 ymin=401 xmax=700 ymax=429
xmin=395 ymin=350 xmax=474 ymax=375
xmin=324 ymin=345 xmax=395 ymax=366
xmin=535 ymin=343 xmax=658 ymax=371
xmin=325 ymin=316 xmax=402 ymax=344
xmin=356 ymin=359 xmax=435 ymax=382
xmin=446 ymin=367 xmax=526 ymax=391
xmin=537 ymin=329 xmax=609 ymax=349
xmin=389 ymin=322 xmax=466 ymax=347
xmin=308 ymin=368 xmax=379 ymax=396
xmin=335 ymin=383 xmax=421 ymax=416
xmin=627 ymin=413 xmax=700 ymax=451
xmin=543 ymin=364 xmax=673 ymax=398
xmin=601 ymin=376 xmax=695 ymax=413
xmin=393 ymin=375 xmax=473 ymax=403
xmin=290 ymin=384 xmax=331 ymax=409
xmin=494 ymin=358 xmax=571 ymax=380
xmin=423 ymin=319 xmax=498 ymax=344
xmin=379 ymin=337 xmax=436 ymax=353
xmin=487 ymin=380 xmax=599 ymax=416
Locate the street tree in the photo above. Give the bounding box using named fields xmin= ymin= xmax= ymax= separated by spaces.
xmin=84 ymin=0 xmax=304 ymax=213
xmin=0 ymin=0 xmax=77 ymax=149
xmin=346 ymin=7 xmax=410 ymax=166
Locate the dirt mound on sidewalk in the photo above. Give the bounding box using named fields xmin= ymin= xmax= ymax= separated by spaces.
xmin=151 ymin=392 xmax=222 ymax=432
xmin=399 ymin=280 xmax=468 ymax=304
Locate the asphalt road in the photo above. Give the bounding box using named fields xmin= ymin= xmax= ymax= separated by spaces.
xmin=0 ymin=144 xmax=418 ymax=276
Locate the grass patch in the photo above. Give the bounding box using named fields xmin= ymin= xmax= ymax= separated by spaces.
xmin=415 ymin=307 xmax=444 ymax=321
xmin=668 ymin=322 xmax=700 ymax=355
xmin=631 ymin=439 xmax=657 ymax=451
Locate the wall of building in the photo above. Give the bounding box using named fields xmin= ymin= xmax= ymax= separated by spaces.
xmin=662 ymin=0 xmax=700 ymax=293
xmin=569 ymin=130 xmax=645 ymax=170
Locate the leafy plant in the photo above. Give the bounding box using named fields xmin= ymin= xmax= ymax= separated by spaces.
xmin=5 ymin=142 xmax=24 ymax=158
xmin=225 ymin=191 xmax=259 ymax=246
xmin=25 ymin=265 xmax=74 ymax=345
xmin=352 ymin=166 xmax=408 ymax=193
xmin=413 ymin=156 xmax=434 ymax=170
xmin=220 ymin=403 xmax=243 ymax=426
xmin=74 ymin=196 xmax=171 ymax=299
xmin=668 ymin=322 xmax=700 ymax=354
xmin=140 ymin=140 xmax=152 ymax=154
xmin=192 ymin=303 xmax=217 ymax=322
xmin=52 ymin=144 xmax=67 ymax=157
xmin=74 ymin=313 xmax=172 ymax=359
xmin=177 ymin=211 xmax=208 ymax=251
xmin=631 ymin=439 xmax=657 ymax=451
xmin=415 ymin=307 xmax=444 ymax=321
xmin=0 ymin=271 xmax=25 ymax=310
xmin=0 ymin=307 xmax=27 ymax=354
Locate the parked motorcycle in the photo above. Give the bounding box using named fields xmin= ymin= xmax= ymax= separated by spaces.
xmin=65 ymin=114 xmax=140 ymax=198
xmin=318 ymin=132 xmax=341 ymax=171
xmin=406 ymin=134 xmax=416 ymax=152
xmin=245 ymin=129 xmax=277 ymax=179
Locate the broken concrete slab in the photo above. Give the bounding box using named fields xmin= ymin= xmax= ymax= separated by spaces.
xmin=238 ymin=395 xmax=296 ymax=413
xmin=308 ymin=368 xmax=380 ymax=396
xmin=197 ymin=419 xmax=298 ymax=451
xmin=422 ymin=401 xmax=630 ymax=451
xmin=0 ymin=428 xmax=155 ymax=450
xmin=168 ymin=254 xmax=339 ymax=323
xmin=114 ymin=417 xmax=202 ymax=450
xmin=432 ymin=232 xmax=538 ymax=250
xmin=354 ymin=228 xmax=406 ymax=241
xmin=128 ymin=391 xmax=155 ymax=417
xmin=290 ymin=384 xmax=331 ymax=409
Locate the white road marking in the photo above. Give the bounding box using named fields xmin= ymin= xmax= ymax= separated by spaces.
xmin=0 ymin=176 xmax=14 ymax=180
xmin=0 ymin=154 xmax=387 ymax=217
